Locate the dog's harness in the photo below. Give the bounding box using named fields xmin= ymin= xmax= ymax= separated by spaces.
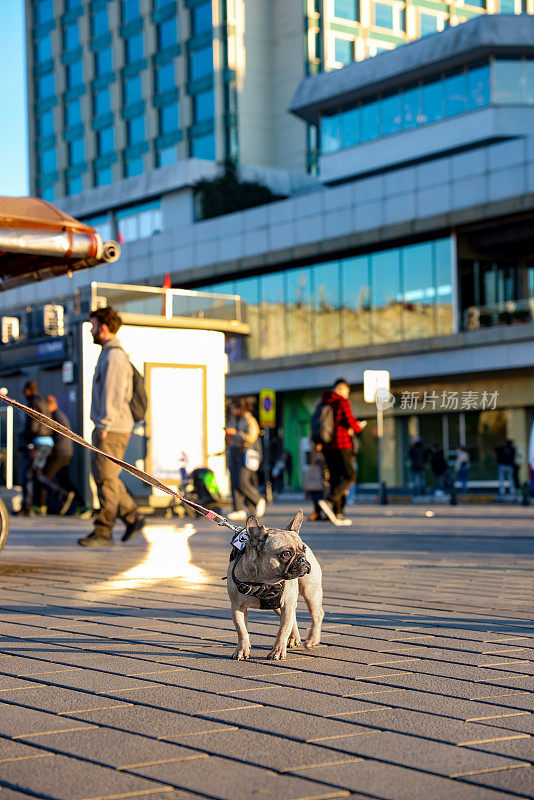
xmin=228 ymin=541 xmax=307 ymax=611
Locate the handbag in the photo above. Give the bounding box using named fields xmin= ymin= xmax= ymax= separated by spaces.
xmin=245 ymin=447 xmax=260 ymax=471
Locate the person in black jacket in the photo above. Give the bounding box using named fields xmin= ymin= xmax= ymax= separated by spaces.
xmin=37 ymin=395 xmax=85 ymax=515
xmin=21 ymin=380 xmax=54 ymax=515
xmin=408 ymin=436 xmax=426 ymax=496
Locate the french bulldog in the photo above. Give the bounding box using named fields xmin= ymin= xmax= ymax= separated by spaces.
xmin=227 ymin=509 xmax=324 ymax=660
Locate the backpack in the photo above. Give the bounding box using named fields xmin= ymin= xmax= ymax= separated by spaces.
xmin=130 ymin=362 xmax=148 ymax=422
xmin=310 ymin=402 xmax=334 ymax=446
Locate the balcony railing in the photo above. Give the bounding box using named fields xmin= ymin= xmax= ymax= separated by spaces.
xmin=464 ymin=299 xmax=534 ymax=331
xmin=90 ymin=282 xmax=247 ymax=333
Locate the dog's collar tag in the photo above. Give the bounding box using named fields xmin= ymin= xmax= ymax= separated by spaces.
xmin=231 ymin=530 xmax=249 ymax=551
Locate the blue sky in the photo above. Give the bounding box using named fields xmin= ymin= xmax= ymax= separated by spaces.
xmin=0 ymin=0 xmax=29 ymax=196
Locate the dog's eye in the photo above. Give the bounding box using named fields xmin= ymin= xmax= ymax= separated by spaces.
xmin=281 ymin=550 xmax=292 ymax=559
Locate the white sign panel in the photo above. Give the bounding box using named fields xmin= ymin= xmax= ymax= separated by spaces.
xmin=148 ymin=364 xmax=206 ymax=482
xmin=363 ymin=370 xmax=390 ymax=403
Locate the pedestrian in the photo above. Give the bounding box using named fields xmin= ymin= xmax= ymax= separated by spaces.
xmin=495 ymin=439 xmax=516 ymax=496
xmin=430 ymin=443 xmax=448 ymax=494
xmin=408 ymin=436 xmax=426 ymax=496
xmin=78 ymin=306 xmax=145 ymax=547
xmin=316 ymin=378 xmax=366 ymax=526
xmin=20 ymin=380 xmax=54 ymax=516
xmin=454 ymin=445 xmax=470 ymax=493
xmin=38 ymin=395 xmax=87 ymax=515
xmin=513 ymin=441 xmax=525 ymax=490
xmin=225 ymin=398 xmax=266 ymax=520
xmin=304 ymin=443 xmax=326 ymax=521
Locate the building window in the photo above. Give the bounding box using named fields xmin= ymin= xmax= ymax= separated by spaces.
xmin=39 ymin=146 xmax=56 ymax=175
xmin=125 ymin=32 xmax=144 ymax=64
xmin=157 ymin=17 xmax=178 ymax=49
xmin=123 ymin=74 xmax=142 ymax=105
xmin=66 ymin=175 xmax=83 ymax=195
xmin=127 ymin=114 xmax=145 ymax=145
xmin=159 ymin=103 xmax=179 ymax=134
xmin=91 ymin=7 xmax=109 ymax=38
xmin=94 ymin=47 xmax=113 ymax=76
xmin=37 ymin=110 xmax=54 ymax=137
xmin=83 ymin=213 xmax=113 ymax=240
xmin=191 ymin=2 xmax=212 ymax=35
xmin=65 ymin=98 xmax=82 ymax=127
xmin=155 ymin=61 xmax=175 ymax=94
xmin=41 ymin=185 xmax=55 ymax=201
xmin=156 ymin=145 xmax=177 ymax=166
xmin=334 ymin=0 xmax=358 ymax=20
xmin=35 ymin=0 xmax=53 ymax=25
xmin=500 ymin=0 xmax=517 ymax=9
xmin=68 ymin=137 xmax=85 ymax=165
xmin=66 ymin=60 xmax=83 ymax=89
xmin=63 ymin=20 xmax=79 ymax=51
xmin=124 ymin=156 xmax=144 ymax=177
xmin=374 ymin=3 xmax=394 ymax=28
xmin=65 ymin=0 xmax=82 ymax=9
xmin=35 ymin=34 xmax=52 ymax=63
xmin=334 ymin=38 xmax=354 ymax=65
xmin=93 ymin=86 xmax=111 ymax=116
xmin=420 ymin=13 xmax=439 ymax=36
xmin=122 ymin=0 xmax=140 ymax=24
xmin=97 ymin=126 xmax=114 ymax=155
xmin=493 ymin=58 xmax=523 ymax=103
xmin=189 ymin=45 xmax=213 ymax=81
xmin=193 ymin=88 xmax=214 ymax=122
xmin=116 ymin=201 xmax=162 ymax=242
xmin=37 ymin=71 xmax=55 ymax=100
xmin=94 ymin=166 xmax=113 ymax=186
xmin=191 ymin=132 xmax=215 ymax=159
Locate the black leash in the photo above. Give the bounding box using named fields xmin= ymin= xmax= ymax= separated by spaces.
xmin=0 ymin=392 xmax=245 ymax=535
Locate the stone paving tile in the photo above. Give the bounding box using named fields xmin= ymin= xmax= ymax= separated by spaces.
xmin=225 ymin=685 xmax=392 ymax=718
xmin=0 ymin=789 xmax=45 ymax=799
xmin=288 ymin=759 xmax=518 ymax=799
xmin=309 ymin=730 xmax=530 ymax=777
xmin=131 ymin=754 xmax=350 ymax=800
xmin=0 ymin=754 xmax=171 ymax=800
xmin=105 ymin=684 xmax=269 ymax=715
xmin=199 ymin=705 xmax=384 ymax=742
xmin=464 ymin=736 xmax=534 ymax=760
xmin=0 ymin=739 xmax=54 ymax=764
xmin=20 ymin=728 xmax=207 ymax=770
xmin=350 ymin=689 xmax=534 ymax=721
xmin=63 ymin=704 xmax=238 ymax=740
xmin=0 ymin=701 xmax=96 ymax=739
xmin=0 ymin=686 xmax=135 ymax=716
xmin=166 ymin=728 xmax=365 ymax=771
xmin=459 ymin=765 xmax=534 ymax=797
xmin=468 ymin=713 xmax=534 ymax=734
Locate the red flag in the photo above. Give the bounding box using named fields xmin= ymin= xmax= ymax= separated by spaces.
xmin=163 ymin=271 xmax=172 ymax=289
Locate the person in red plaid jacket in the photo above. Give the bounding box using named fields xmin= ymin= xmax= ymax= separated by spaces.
xmin=319 ymin=379 xmax=366 ymax=526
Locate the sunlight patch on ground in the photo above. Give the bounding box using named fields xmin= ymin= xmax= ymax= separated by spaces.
xmin=92 ymin=523 xmax=208 ymax=592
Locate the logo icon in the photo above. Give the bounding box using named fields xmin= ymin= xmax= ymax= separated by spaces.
xmin=376 ymin=389 xmax=395 ymax=411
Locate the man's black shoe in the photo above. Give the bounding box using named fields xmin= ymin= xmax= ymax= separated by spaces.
xmin=122 ymin=515 xmax=146 ymax=543
xmin=77 ymin=533 xmax=113 ymax=547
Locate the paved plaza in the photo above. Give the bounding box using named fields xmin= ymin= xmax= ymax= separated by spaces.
xmin=0 ymin=503 xmax=532 ymax=800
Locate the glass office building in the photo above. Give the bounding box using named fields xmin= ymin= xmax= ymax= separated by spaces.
xmin=27 ymin=0 xmax=533 ymax=198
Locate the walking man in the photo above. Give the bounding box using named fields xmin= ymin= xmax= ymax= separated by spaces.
xmin=318 ymin=378 xmax=366 ymax=526
xmin=78 ymin=307 xmax=145 ymax=546
xmin=39 ymin=395 xmax=86 ymax=515
xmin=20 ymin=380 xmax=54 ymax=515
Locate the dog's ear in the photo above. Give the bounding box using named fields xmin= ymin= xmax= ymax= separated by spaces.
xmin=245 ymin=515 xmax=268 ymax=548
xmin=286 ymin=509 xmax=303 ymax=534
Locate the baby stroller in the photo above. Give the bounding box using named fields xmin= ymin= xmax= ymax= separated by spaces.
xmin=172 ymin=467 xmax=224 ymax=518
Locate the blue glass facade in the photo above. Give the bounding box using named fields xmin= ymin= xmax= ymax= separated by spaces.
xmin=321 ymin=58 xmax=534 ymax=154
xmin=200 ymin=237 xmax=453 ymax=360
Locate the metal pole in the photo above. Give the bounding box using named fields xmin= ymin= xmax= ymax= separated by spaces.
xmin=263 ymin=428 xmax=272 ymax=503
xmin=377 ymin=406 xmax=387 ymax=504
xmin=5 ymin=405 xmax=13 ymax=490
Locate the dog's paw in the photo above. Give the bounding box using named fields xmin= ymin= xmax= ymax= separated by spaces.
xmin=267 ymin=647 xmax=287 ymax=660
xmin=232 ymin=647 xmax=251 ymax=660
xmin=287 ymin=636 xmax=302 ymax=649
xmin=304 ymin=636 xmax=321 ymax=649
